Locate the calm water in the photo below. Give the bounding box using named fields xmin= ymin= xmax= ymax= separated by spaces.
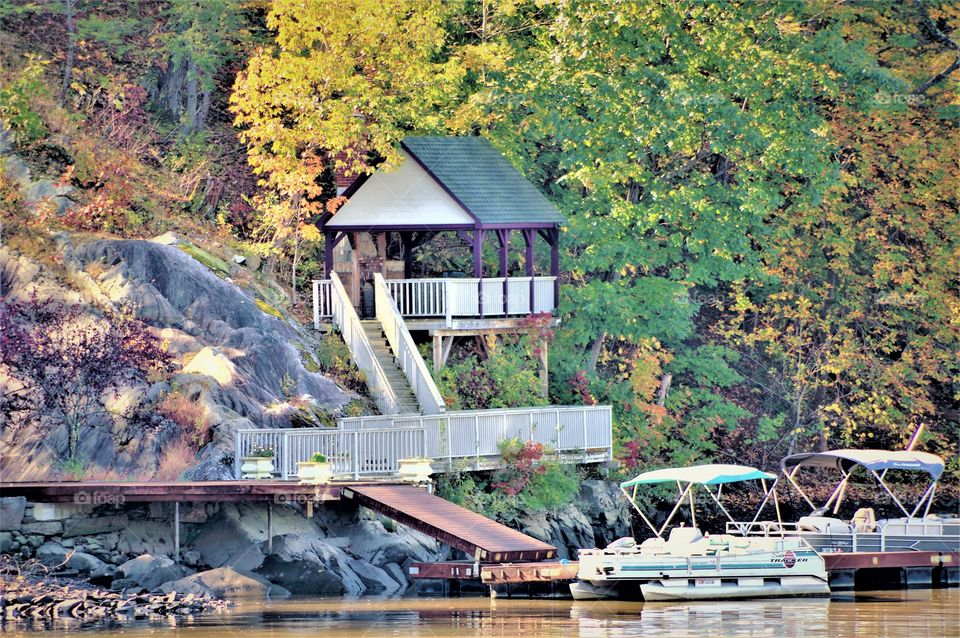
xmin=6 ymin=590 xmax=958 ymax=637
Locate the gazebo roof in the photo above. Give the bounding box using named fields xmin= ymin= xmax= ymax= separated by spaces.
xmin=401 ymin=136 xmax=565 ymax=226
xmin=324 ymin=136 xmax=564 ymax=231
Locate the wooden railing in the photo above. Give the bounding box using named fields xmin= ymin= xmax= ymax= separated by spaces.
xmin=312 ymin=279 xmax=333 ymax=328
xmin=339 ymin=405 xmax=613 ymax=468
xmin=235 ymin=405 xmax=613 ymax=479
xmin=373 ymin=273 xmax=445 ymax=415
xmin=235 ymin=427 xmax=425 ymax=480
xmin=385 ymin=277 xmax=557 ymax=326
xmin=328 ymin=272 xmax=403 ymax=414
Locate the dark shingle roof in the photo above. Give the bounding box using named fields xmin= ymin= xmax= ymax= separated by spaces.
xmin=401 ymin=136 xmax=565 ymax=226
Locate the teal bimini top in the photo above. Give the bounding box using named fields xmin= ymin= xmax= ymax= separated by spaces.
xmin=620 ymin=464 xmax=776 ymax=489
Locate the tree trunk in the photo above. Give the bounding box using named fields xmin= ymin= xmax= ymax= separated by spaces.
xmin=58 ymin=0 xmax=76 ymax=105
xmin=585 ymin=332 xmax=605 ymax=374
xmin=184 ymin=58 xmax=199 ymax=134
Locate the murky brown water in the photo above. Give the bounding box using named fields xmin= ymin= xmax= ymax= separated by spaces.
xmin=5 ymin=589 xmax=958 ymax=637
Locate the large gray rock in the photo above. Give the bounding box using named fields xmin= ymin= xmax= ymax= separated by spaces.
xmin=255 ymin=533 xmax=400 ymax=596
xmin=578 ymin=480 xmax=632 ymax=548
xmin=0 ymin=497 xmax=26 ymax=531
xmin=65 ymin=551 xmax=112 ymax=578
xmin=160 ymin=566 xmax=291 ymax=600
xmin=116 ymin=554 xmax=192 ymax=591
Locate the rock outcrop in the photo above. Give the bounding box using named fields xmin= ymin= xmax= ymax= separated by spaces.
xmin=515 ymin=480 xmax=632 ymax=559
xmin=1 ymin=235 xmax=356 ymax=480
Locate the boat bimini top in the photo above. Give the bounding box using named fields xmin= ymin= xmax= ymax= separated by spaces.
xmin=619 ymin=464 xmax=782 ymax=540
xmin=780 ymin=449 xmax=946 ymax=519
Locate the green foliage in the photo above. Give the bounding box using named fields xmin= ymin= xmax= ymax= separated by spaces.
xmin=314 ymin=332 xmax=368 ymax=394
xmin=311 ymin=453 xmax=328 ymax=463
xmin=435 ymin=346 xmax=546 ymax=410
xmin=255 ymin=298 xmax=283 ymax=319
xmin=0 ymin=58 xmax=48 ymax=146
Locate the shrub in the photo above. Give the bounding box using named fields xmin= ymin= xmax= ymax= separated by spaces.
xmin=154 ymin=438 xmax=197 ymax=481
xmin=314 ymin=332 xmax=367 ymax=393
xmin=1 ymin=297 xmax=172 ymax=462
xmin=157 ymin=390 xmax=211 ymax=448
xmin=0 ymin=58 xmax=48 ymax=147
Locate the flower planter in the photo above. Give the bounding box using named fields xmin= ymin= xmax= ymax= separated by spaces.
xmin=297 ymin=461 xmax=334 ymax=485
xmin=241 ymin=456 xmax=274 ymax=480
xmin=397 ymin=458 xmax=433 ymax=483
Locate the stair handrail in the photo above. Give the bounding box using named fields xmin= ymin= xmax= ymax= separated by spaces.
xmin=374 ymin=273 xmax=446 ymax=415
xmin=328 ymin=272 xmax=403 ymax=414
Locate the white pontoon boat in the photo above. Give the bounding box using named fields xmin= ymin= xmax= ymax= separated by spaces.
xmin=728 ymin=449 xmax=960 ymax=554
xmin=571 ymin=464 xmax=830 ymax=601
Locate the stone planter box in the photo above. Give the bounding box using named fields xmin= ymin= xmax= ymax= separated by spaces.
xmin=297 ymin=461 xmax=334 ymax=485
xmin=240 ymin=457 xmax=274 ymax=480
xmin=397 ymin=458 xmax=433 ymax=483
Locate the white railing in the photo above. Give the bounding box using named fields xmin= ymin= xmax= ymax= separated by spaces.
xmin=385 ymin=277 xmax=557 ymax=326
xmin=328 ymin=272 xmax=403 ymax=414
xmin=235 ymin=405 xmax=613 ymax=478
xmin=373 ymin=273 xmax=445 ymax=415
xmin=235 ymin=427 xmax=426 ymax=479
xmin=339 ymin=405 xmax=613 ymax=468
xmin=312 ymin=279 xmax=333 ymax=328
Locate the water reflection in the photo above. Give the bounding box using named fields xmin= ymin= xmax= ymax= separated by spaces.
xmin=5 ymin=589 xmax=957 ymax=637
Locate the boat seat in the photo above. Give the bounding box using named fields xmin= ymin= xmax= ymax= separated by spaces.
xmin=797 ymin=516 xmax=852 ymax=534
xmin=851 ymin=507 xmax=876 ymax=533
xmin=667 ymin=527 xmax=704 ymax=544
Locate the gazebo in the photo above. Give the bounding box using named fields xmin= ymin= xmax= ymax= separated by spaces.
xmin=319 ymin=136 xmax=565 ymax=317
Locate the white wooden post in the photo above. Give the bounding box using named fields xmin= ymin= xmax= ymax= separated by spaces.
xmin=444 ymin=280 xmax=452 ymax=327
xmin=234 ymin=429 xmax=241 ymax=478
xmin=352 ymin=430 xmax=359 ymax=479
xmin=312 ymin=280 xmax=320 ymax=329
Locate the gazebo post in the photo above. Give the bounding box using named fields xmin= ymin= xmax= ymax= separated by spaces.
xmin=348 ymin=232 xmax=361 ymax=309
xmin=549 ymin=229 xmax=559 ymax=309
xmin=523 ymin=229 xmax=536 ymax=313
xmin=497 ymin=230 xmax=510 ymax=316
xmin=473 ymin=229 xmax=485 ymax=316
xmin=401 ymin=233 xmax=414 ymax=278
xmin=323 ymin=230 xmax=334 ymax=279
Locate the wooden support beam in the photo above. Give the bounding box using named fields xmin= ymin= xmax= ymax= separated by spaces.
xmin=348 ymin=232 xmax=361 ymax=309
xmin=441 ymin=336 xmax=454 ymax=368
xmin=433 ymin=334 xmax=443 ymax=371
xmin=267 ymin=500 xmax=273 ymax=553
xmin=323 ymin=231 xmax=334 ymax=279
xmin=173 ymin=502 xmax=180 ymax=563
xmin=473 ymin=229 xmax=485 ymax=316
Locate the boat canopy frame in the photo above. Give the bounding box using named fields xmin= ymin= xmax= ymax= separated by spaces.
xmin=618 ymin=464 xmax=783 ymax=540
xmin=779 ymin=449 xmax=945 ymax=519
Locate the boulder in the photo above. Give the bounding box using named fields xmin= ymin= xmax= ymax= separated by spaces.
xmin=0 ymin=497 xmax=26 ymax=531
xmin=36 ymin=541 xmax=70 ymax=565
xmin=578 ymin=480 xmax=632 ymax=548
xmin=255 ymin=533 xmax=401 ymax=596
xmin=63 ymin=514 xmax=129 ymax=538
xmin=116 ymin=554 xmax=193 ymax=591
xmin=65 ymin=551 xmax=112 ymax=577
xmin=160 ymin=566 xmax=291 ymax=600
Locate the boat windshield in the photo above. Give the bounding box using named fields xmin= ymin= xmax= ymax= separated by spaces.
xmin=780 ymin=449 xmax=945 ymax=519
xmin=618 ymin=464 xmax=782 ymax=540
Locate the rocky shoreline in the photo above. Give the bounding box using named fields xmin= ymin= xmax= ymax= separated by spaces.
xmin=0 ymin=572 xmax=229 ymax=625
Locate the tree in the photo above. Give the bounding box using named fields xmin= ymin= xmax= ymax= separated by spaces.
xmin=230 ymin=0 xmax=463 ymax=302
xmin=160 ymin=0 xmax=244 ymax=134
xmin=0 ymin=298 xmax=171 ymax=461
xmin=477 ymin=1 xmax=846 ymax=462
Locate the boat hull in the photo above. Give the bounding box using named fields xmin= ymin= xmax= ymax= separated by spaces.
xmin=640 ymin=575 xmax=830 ymax=601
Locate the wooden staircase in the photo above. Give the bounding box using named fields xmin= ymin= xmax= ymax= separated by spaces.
xmin=361 ymin=320 xmax=420 ymax=414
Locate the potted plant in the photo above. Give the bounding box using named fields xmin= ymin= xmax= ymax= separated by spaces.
xmin=298 ymin=453 xmax=334 ymax=485
xmin=241 ymin=445 xmax=275 ymax=479
xmin=397 ymin=457 xmax=433 ymax=483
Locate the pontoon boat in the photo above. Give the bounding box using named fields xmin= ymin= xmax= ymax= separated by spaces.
xmin=572 ymin=464 xmax=830 ymax=601
xmin=728 ymin=449 xmax=960 ymax=554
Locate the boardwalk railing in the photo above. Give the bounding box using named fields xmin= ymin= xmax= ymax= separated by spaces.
xmin=339 ymin=405 xmax=613 ymax=469
xmin=328 ymin=272 xmax=403 ymax=415
xmin=385 ymin=277 xmax=557 ymax=325
xmin=235 ymin=405 xmax=613 ymax=479
xmin=235 ymin=427 xmax=425 ymax=480
xmin=374 ymin=273 xmax=445 ymax=415
xmin=312 ymin=279 xmax=333 ymax=328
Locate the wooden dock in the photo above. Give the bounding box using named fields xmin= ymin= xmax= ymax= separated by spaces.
xmin=410 ymin=551 xmax=959 ymax=586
